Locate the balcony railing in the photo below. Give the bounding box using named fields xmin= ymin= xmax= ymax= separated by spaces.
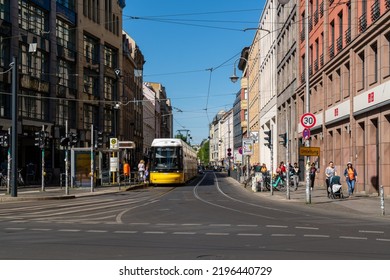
xmin=320 ymin=54 xmax=324 ymax=67
xmin=329 ymin=44 xmax=335 ymax=59
xmin=320 ymin=2 xmax=324 ymax=18
xmin=314 ymin=59 xmax=319 ymax=72
xmin=345 ymin=27 xmax=351 ymax=44
xmin=308 ymin=17 xmax=313 ymax=32
xmin=300 ymin=29 xmax=305 ymax=42
xmin=336 ymin=36 xmax=343 ymax=52
xmin=371 ymin=0 xmax=380 ymax=22
xmin=359 ymin=13 xmax=367 ymax=33
xmin=386 ymin=0 xmax=390 ymax=10
xmin=309 ymin=65 xmax=313 ymax=76
xmin=314 ymin=10 xmax=319 ymax=25
xmin=329 ymin=0 xmax=334 ymax=6
xmin=301 ymin=72 xmax=305 ymax=83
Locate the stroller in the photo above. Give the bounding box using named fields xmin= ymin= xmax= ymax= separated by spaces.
xmin=329 ymin=175 xmax=344 ymax=199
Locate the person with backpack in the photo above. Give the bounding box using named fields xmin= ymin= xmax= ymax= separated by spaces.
xmin=344 ymin=162 xmax=357 ymax=197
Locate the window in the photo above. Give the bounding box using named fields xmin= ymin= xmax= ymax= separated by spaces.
xmin=19 ymin=90 xmax=47 ymax=121
xmin=104 ymin=45 xmax=118 ymax=69
xmin=385 ymin=32 xmax=390 ymax=77
xmin=344 ymin=62 xmax=350 ymax=98
xmin=104 ymin=108 xmax=113 ymax=133
xmin=83 ymin=104 xmax=98 ymax=130
xmin=0 ymin=0 xmax=10 ymax=21
xmin=56 ymin=99 xmax=76 ymax=127
xmin=84 ymin=34 xmax=99 ymax=64
xmin=357 ymin=51 xmax=365 ymax=90
xmin=20 ymin=44 xmax=49 ymax=80
xmin=104 ymin=76 xmax=116 ymax=100
xmin=369 ymin=42 xmax=378 ymax=84
xmin=84 ymin=70 xmax=99 ymax=97
xmin=18 ymin=0 xmax=48 ymax=35
xmin=56 ymin=19 xmax=76 ymax=52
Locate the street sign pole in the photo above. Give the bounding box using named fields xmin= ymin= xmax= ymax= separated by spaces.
xmin=301 ymin=113 xmax=316 ymax=204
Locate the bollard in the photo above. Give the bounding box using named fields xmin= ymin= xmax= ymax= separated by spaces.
xmin=380 ymin=185 xmax=385 ymax=216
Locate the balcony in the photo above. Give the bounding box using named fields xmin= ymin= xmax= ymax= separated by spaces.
xmin=320 ymin=54 xmax=324 ymax=67
xmin=314 ymin=10 xmax=319 ymax=25
xmin=345 ymin=27 xmax=351 ymax=44
xmin=314 ymin=59 xmax=319 ymax=72
xmin=308 ymin=17 xmax=313 ymax=32
xmin=371 ymin=0 xmax=380 ymax=22
xmin=309 ymin=65 xmax=313 ymax=76
xmin=301 ymin=72 xmax=305 ymax=83
xmin=359 ymin=13 xmax=367 ymax=33
xmin=329 ymin=44 xmax=335 ymax=59
xmin=336 ymin=36 xmax=343 ymax=52
xmin=320 ymin=2 xmax=324 ymax=18
xmin=300 ymin=29 xmax=305 ymax=43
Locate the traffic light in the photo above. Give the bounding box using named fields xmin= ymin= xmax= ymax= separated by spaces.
xmin=43 ymin=131 xmax=50 ymax=148
xmin=279 ymin=133 xmax=287 ymax=147
xmin=227 ymin=148 xmax=232 ymax=157
xmin=264 ymin=130 xmax=272 ymax=148
xmin=0 ymin=133 xmax=9 ymax=148
xmin=35 ymin=131 xmax=43 ymax=148
xmin=94 ymin=130 xmax=103 ymax=148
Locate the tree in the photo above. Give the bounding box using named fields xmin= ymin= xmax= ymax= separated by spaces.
xmin=197 ymin=139 xmax=209 ymax=165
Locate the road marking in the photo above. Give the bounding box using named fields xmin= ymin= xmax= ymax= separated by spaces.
xmin=271 ymin=234 xmax=296 ymax=237
xmin=5 ymin=227 xmax=25 ymax=231
xmin=304 ymin=234 xmax=330 ymax=238
xmin=9 ymin=220 xmax=26 ymax=223
xmin=173 ymin=232 xmax=196 ymax=235
xmin=266 ymin=225 xmax=288 ymax=228
xmin=359 ymin=230 xmax=384 ymax=234
xmin=237 ymin=233 xmax=263 ymax=236
xmin=205 ymin=233 xmax=229 ymax=236
xmin=209 ymin=224 xmax=231 ymax=227
xmin=181 ymin=223 xmax=202 ymax=226
xmin=295 ymin=226 xmax=319 ymax=230
xmin=339 ymin=236 xmax=368 ymax=240
xmin=58 ymin=229 xmax=81 ymax=232
xmin=86 ymin=230 xmax=108 ymax=233
xmin=237 ymin=224 xmax=258 ymax=227
xmin=129 ymin=223 xmax=150 ymax=226
xmin=156 ymin=223 xmax=177 ymax=226
xmin=30 ymin=228 xmax=52 ymax=231
xmin=144 ymin=231 xmax=166 ymax=234
xmin=376 ymin=238 xmax=390 ymax=242
xmin=114 ymin=231 xmax=138 ymax=234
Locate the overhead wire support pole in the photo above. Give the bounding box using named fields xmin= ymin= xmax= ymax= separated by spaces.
xmin=41 ymin=125 xmax=45 ymax=192
xmin=305 ymin=0 xmax=311 ymax=204
xmin=11 ymin=57 xmax=18 ymax=197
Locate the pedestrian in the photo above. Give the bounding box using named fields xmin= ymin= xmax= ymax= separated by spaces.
xmin=123 ymin=161 xmax=130 ymax=182
xmin=138 ymin=160 xmax=145 ymax=182
xmin=344 ymin=162 xmax=357 ymax=197
xmin=309 ymin=162 xmax=317 ymax=190
xmin=325 ymin=161 xmax=337 ymax=198
xmin=260 ymin=163 xmax=267 ymax=175
xmin=291 ymin=162 xmax=300 ymax=190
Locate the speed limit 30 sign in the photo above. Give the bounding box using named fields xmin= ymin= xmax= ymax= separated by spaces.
xmin=300 ymin=113 xmax=316 ymax=129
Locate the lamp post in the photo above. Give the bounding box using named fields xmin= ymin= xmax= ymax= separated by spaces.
xmin=230 ymin=57 xmax=251 ymax=182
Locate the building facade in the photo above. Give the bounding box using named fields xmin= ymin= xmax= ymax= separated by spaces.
xmin=0 ymin=0 xmax=147 ymax=183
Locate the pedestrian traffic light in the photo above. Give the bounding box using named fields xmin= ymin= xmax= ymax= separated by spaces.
xmin=95 ymin=130 xmax=103 ymax=148
xmin=227 ymin=148 xmax=232 ymax=157
xmin=264 ymin=130 xmax=272 ymax=148
xmin=0 ymin=133 xmax=9 ymax=148
xmin=279 ymin=132 xmax=287 ymax=147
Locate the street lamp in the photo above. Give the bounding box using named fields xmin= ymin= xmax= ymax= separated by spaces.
xmin=230 ymin=56 xmax=251 ymax=181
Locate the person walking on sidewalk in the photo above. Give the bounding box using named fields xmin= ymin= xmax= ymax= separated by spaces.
xmin=138 ymin=160 xmax=145 ymax=183
xmin=344 ymin=162 xmax=357 ymax=197
xmin=325 ymin=161 xmax=337 ymax=198
xmin=309 ymin=162 xmax=317 ymax=190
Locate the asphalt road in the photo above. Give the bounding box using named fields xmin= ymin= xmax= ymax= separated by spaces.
xmin=0 ymin=171 xmax=389 ymax=260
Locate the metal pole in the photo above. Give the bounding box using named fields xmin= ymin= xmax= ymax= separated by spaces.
xmin=247 ymin=71 xmax=251 ymax=182
xmin=65 ymin=120 xmax=69 ymax=195
xmin=305 ymin=0 xmax=311 ymax=204
xmin=380 ymin=185 xmax=385 ymax=216
xmin=270 ymin=124 xmax=274 ymax=196
xmin=7 ymin=128 xmax=11 ymax=195
xmin=91 ymin=124 xmax=94 ymax=192
xmin=41 ymin=125 xmax=45 ymax=192
xmin=286 ymin=112 xmax=290 ymax=200
xmin=11 ymin=56 xmax=18 ymax=197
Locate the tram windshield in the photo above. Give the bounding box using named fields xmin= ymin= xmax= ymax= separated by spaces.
xmin=150 ymin=146 xmax=182 ymax=171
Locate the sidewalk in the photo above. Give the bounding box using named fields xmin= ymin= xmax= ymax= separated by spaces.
xmin=234 ymin=177 xmax=390 ymax=218
xmin=0 ymin=182 xmax=148 ymax=202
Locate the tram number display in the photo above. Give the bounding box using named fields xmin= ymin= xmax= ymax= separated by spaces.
xmin=300 ymin=113 xmax=316 ymax=129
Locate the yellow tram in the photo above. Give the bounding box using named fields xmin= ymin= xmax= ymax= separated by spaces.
xmin=149 ymin=138 xmax=197 ymax=185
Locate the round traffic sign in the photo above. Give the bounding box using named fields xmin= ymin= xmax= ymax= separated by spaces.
xmin=300 ymin=113 xmax=316 ymax=128
xmin=302 ymin=128 xmax=311 ymax=139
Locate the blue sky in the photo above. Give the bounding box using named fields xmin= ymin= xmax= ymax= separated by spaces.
xmin=123 ymin=1 xmax=265 ymax=145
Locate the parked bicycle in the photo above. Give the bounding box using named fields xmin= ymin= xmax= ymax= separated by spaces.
xmin=262 ymin=172 xmax=296 ymax=192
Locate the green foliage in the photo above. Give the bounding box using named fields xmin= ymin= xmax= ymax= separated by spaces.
xmin=197 ymin=139 xmax=209 ymax=165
